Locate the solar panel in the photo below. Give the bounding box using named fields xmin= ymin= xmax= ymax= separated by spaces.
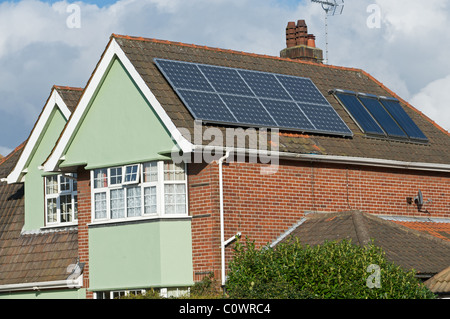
xmin=239 ymin=70 xmax=292 ymax=100
xmin=198 ymin=65 xmax=254 ymax=96
xmin=177 ymin=89 xmax=237 ymax=123
xmin=379 ymin=99 xmax=428 ymax=141
xmin=335 ymin=93 xmax=385 ymax=136
xmin=220 ymin=95 xmax=276 ymax=127
xmin=277 ymin=75 xmax=329 ymax=105
xmin=154 ymin=59 xmax=214 ymax=92
xmin=358 ymin=96 xmax=408 ymax=139
xmin=259 ymin=99 xmax=315 ymax=130
xmin=154 ymin=58 xmax=353 ymax=137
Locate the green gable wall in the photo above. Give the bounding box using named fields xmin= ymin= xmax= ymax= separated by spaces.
xmin=24 ymin=107 xmax=68 ymax=231
xmin=89 ymin=219 xmax=193 ymax=291
xmin=61 ymin=58 xmax=177 ymax=170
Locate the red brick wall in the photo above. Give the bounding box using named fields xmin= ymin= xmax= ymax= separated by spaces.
xmin=76 ymin=167 xmax=93 ymax=299
xmin=188 ymin=159 xmax=450 ymax=284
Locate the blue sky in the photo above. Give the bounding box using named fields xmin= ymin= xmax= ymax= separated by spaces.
xmin=0 ymin=0 xmax=449 ymax=156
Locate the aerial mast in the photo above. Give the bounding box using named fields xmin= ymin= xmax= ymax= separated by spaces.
xmin=310 ymin=0 xmax=344 ymax=64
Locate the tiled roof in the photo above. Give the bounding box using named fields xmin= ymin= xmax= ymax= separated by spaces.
xmin=425 ymin=266 xmax=450 ymax=294
xmin=0 ymin=85 xmax=83 ymax=288
xmin=386 ymin=218 xmax=450 ymax=242
xmin=112 ymin=34 xmax=450 ymax=165
xmin=53 ymin=86 xmax=83 ymax=113
xmin=277 ymin=211 xmax=450 ymax=275
xmin=0 ymin=145 xmax=79 ymax=286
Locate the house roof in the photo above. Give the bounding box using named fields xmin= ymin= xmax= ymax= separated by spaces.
xmin=6 ymin=86 xmax=83 ymax=184
xmin=425 ymin=266 xmax=450 ymax=294
xmin=0 ymin=86 xmax=82 ymax=289
xmin=110 ymin=34 xmax=450 ymax=167
xmin=274 ymin=211 xmax=450 ymax=276
xmin=0 ymin=143 xmax=79 ymax=288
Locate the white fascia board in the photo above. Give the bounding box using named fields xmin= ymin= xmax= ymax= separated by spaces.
xmin=43 ymin=38 xmax=193 ymax=172
xmin=0 ymin=276 xmax=83 ymax=293
xmin=193 ymin=145 xmax=450 ymax=173
xmin=6 ymin=89 xmax=72 ymax=184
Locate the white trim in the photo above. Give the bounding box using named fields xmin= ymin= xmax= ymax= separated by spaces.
xmin=90 ymin=160 xmax=189 ymax=223
xmin=193 ymin=145 xmax=450 ymax=173
xmin=43 ymin=38 xmax=194 ymax=173
xmin=6 ymin=89 xmax=72 ymax=184
xmin=0 ymin=276 xmax=83 ymax=293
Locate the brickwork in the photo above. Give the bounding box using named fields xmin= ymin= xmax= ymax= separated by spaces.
xmin=76 ymin=167 xmax=93 ymax=299
xmin=188 ymin=159 xmax=450 ymax=284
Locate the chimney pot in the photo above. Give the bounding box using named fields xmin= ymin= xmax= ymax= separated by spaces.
xmin=281 ymin=19 xmax=323 ymax=64
xmin=307 ymin=34 xmax=316 ymax=48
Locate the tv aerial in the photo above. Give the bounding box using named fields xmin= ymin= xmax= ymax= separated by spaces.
xmin=311 ymin=0 xmax=345 ymax=64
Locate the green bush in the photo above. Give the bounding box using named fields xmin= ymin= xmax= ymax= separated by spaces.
xmin=225 ymin=237 xmax=435 ymax=299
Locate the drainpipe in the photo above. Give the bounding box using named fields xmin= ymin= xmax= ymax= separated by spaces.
xmin=219 ymin=150 xmax=230 ymax=287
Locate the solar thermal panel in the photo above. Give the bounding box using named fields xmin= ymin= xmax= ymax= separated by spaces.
xmin=358 ymin=96 xmax=407 ymax=139
xmin=335 ymin=93 xmax=385 ymax=136
xmin=379 ymin=99 xmax=428 ymax=141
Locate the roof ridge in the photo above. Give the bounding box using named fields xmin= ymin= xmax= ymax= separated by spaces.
xmin=53 ymin=85 xmax=84 ymax=91
xmin=111 ymin=33 xmax=364 ymax=72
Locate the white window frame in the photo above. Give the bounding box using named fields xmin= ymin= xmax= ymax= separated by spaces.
xmin=90 ymin=161 xmax=188 ymax=223
xmin=44 ymin=173 xmax=78 ymax=226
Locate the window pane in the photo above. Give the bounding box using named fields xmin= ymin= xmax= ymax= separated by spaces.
xmin=164 ymin=162 xmax=185 ymax=181
xmin=47 ymin=198 xmax=57 ymax=223
xmin=46 ymin=176 xmax=58 ymax=194
xmin=74 ymin=195 xmax=78 ymax=220
xmin=94 ymin=192 xmax=107 ymax=219
xmin=60 ymin=194 xmax=72 ymax=223
xmin=73 ymin=174 xmax=78 ymax=192
xmin=110 ymin=167 xmax=123 ymax=185
xmin=94 ymin=169 xmax=108 ymax=188
xmin=124 ymin=165 xmax=139 ymax=183
xmin=143 ymin=162 xmax=158 ymax=182
xmin=164 ymin=184 xmax=186 ymax=214
xmin=110 ymin=189 xmax=125 ymax=219
xmin=127 ymin=186 xmax=141 ymax=217
xmin=60 ymin=175 xmax=71 ymax=192
xmin=144 ymin=186 xmax=157 ymax=214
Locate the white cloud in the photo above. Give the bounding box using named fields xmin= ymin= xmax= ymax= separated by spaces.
xmin=410 ymin=75 xmax=450 ymax=132
xmin=0 ymin=145 xmax=12 ymax=158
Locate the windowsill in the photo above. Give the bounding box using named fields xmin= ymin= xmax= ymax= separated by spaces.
xmin=40 ymin=222 xmax=78 ymax=231
xmin=88 ymin=214 xmax=192 ymax=228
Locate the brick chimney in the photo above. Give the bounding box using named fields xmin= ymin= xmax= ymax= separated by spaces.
xmin=280 ymin=20 xmax=323 ymax=64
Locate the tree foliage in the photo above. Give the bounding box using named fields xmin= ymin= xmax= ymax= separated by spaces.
xmin=225 ymin=237 xmax=435 ymax=299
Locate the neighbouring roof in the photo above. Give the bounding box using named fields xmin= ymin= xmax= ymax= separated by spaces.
xmin=53 ymin=85 xmax=84 ymax=113
xmin=111 ymin=34 xmax=450 ymax=166
xmin=425 ymin=266 xmax=450 ymax=295
xmin=0 ymin=86 xmax=82 ymax=288
xmin=275 ymin=211 xmax=450 ymax=276
xmin=0 ymin=143 xmax=79 ymax=287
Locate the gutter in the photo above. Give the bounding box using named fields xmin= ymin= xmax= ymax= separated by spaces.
xmin=219 ymin=150 xmax=231 ymax=287
xmin=0 ymin=276 xmax=83 ymax=293
xmin=193 ymin=145 xmax=450 ymax=173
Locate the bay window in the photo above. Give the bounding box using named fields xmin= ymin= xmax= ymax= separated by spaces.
xmin=91 ymin=161 xmax=187 ymax=222
xmin=45 ymin=174 xmax=78 ymax=225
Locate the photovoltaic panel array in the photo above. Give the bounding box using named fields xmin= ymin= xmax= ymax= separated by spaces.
xmin=154 ymin=58 xmax=352 ymax=137
xmin=334 ymin=90 xmax=428 ymax=142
